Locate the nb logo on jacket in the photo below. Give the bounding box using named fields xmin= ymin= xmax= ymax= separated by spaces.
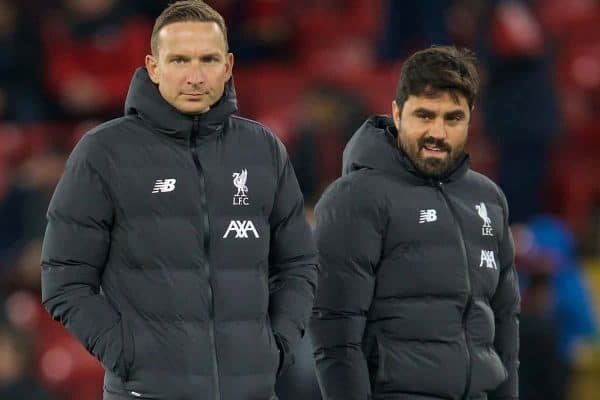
xmin=419 ymin=209 xmax=437 ymax=223
xmin=223 ymin=220 xmax=260 ymax=239
xmin=152 ymin=179 xmax=176 ymax=193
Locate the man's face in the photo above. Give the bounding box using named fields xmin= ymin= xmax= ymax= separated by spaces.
xmin=392 ymin=91 xmax=470 ymax=178
xmin=146 ymin=21 xmax=233 ymax=115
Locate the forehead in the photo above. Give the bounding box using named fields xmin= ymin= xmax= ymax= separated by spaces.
xmin=403 ymin=91 xmax=469 ymax=113
xmin=157 ymin=21 xmax=226 ymax=56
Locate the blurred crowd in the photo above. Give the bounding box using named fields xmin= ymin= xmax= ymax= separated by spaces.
xmin=0 ymin=0 xmax=599 ymax=399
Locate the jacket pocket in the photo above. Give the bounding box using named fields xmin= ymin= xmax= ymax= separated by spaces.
xmin=469 ymin=345 xmax=508 ymax=394
xmin=373 ymin=335 xmax=467 ymax=398
xmin=266 ymin=316 xmax=282 ymax=374
xmin=119 ymin=315 xmax=136 ymax=381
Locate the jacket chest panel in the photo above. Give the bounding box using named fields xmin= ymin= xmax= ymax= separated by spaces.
xmin=453 ymin=198 xmax=503 ymax=297
xmin=379 ymin=185 xmax=503 ymax=297
xmin=203 ymin=163 xmax=276 ymax=268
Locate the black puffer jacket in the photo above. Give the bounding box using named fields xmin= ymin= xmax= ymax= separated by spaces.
xmin=310 ymin=116 xmax=519 ymax=400
xmin=41 ymin=68 xmax=318 ymax=400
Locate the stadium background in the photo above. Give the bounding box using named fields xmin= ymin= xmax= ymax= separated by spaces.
xmin=0 ymin=0 xmax=599 ymax=399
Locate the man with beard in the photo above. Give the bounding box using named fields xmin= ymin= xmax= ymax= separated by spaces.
xmin=310 ymin=46 xmax=520 ymax=400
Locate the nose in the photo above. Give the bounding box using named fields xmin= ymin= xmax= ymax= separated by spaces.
xmin=428 ymin=117 xmax=447 ymax=139
xmin=186 ymin=65 xmax=205 ymax=86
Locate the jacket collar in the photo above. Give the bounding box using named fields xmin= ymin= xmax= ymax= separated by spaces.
xmin=124 ymin=67 xmax=238 ymax=140
xmin=343 ymin=115 xmax=470 ymax=185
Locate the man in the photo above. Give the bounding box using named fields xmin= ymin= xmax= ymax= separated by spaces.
xmin=310 ymin=46 xmax=520 ymax=400
xmin=40 ymin=1 xmax=317 ymax=399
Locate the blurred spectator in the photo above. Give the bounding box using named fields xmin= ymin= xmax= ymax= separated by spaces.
xmin=518 ymin=273 xmax=565 ymax=400
xmin=0 ymin=148 xmax=66 ymax=274
xmin=527 ymin=216 xmax=597 ymax=362
xmin=0 ymin=323 xmax=55 ymax=400
xmin=290 ymin=83 xmax=367 ymax=205
xmin=378 ymin=0 xmax=453 ymax=61
xmin=1 ymin=240 xmax=105 ymax=400
xmin=228 ymin=0 xmax=295 ymax=63
xmin=477 ymin=0 xmax=561 ymax=223
xmin=0 ymin=0 xmax=47 ymax=121
xmin=41 ymin=0 xmax=151 ymax=119
xmin=514 ymin=215 xmax=598 ymax=398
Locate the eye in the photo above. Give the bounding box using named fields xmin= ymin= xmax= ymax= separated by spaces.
xmin=447 ymin=114 xmax=464 ymax=123
xmin=171 ymin=58 xmax=185 ymax=64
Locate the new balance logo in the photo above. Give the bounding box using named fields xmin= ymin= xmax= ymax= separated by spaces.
xmin=419 ymin=209 xmax=437 ymax=223
xmin=223 ymin=220 xmax=260 ymax=239
xmin=152 ymin=179 xmax=176 ymax=193
xmin=479 ymin=250 xmax=497 ymax=270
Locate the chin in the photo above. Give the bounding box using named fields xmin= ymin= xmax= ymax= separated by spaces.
xmin=178 ymin=103 xmax=209 ymax=115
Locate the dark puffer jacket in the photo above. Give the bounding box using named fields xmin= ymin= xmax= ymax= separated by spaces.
xmin=41 ymin=68 xmax=318 ymax=400
xmin=310 ymin=116 xmax=520 ymax=400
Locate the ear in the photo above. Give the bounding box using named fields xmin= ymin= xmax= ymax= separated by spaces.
xmin=225 ymin=52 xmax=234 ymax=81
xmin=145 ymin=54 xmax=160 ymax=84
xmin=392 ymin=100 xmax=401 ymax=130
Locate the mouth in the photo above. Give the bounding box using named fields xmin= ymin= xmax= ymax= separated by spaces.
xmin=182 ymin=92 xmax=208 ymax=99
xmin=420 ymin=144 xmax=449 ymax=158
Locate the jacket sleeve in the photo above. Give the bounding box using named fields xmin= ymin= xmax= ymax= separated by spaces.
xmin=268 ymin=139 xmax=318 ymax=376
xmin=310 ymin=177 xmax=383 ymax=400
xmin=40 ymin=135 xmax=127 ymax=378
xmin=489 ymin=191 xmax=520 ymax=400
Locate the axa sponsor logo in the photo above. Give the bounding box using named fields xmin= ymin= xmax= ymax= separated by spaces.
xmin=223 ymin=220 xmax=260 ymax=239
xmin=479 ymin=250 xmax=497 ymax=270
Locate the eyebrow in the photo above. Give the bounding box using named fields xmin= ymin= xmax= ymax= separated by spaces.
xmin=444 ymin=110 xmax=466 ymax=119
xmin=412 ymin=108 xmax=466 ymax=118
xmin=166 ymin=52 xmax=222 ymax=60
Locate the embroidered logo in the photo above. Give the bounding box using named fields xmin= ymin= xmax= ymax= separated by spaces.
xmin=419 ymin=209 xmax=437 ymax=223
xmin=232 ymin=169 xmax=249 ymax=206
xmin=223 ymin=220 xmax=260 ymax=239
xmin=152 ymin=179 xmax=176 ymax=193
xmin=479 ymin=250 xmax=497 ymax=270
xmin=475 ymin=202 xmax=494 ymax=236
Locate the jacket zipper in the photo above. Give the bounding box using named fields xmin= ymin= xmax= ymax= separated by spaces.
xmin=435 ymin=181 xmax=473 ymax=400
xmin=190 ymin=116 xmax=221 ymax=400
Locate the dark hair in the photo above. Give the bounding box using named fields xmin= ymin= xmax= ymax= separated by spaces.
xmin=395 ymin=45 xmax=480 ymax=109
xmin=151 ymin=0 xmax=228 ymax=55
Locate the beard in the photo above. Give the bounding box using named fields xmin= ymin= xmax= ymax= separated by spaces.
xmin=398 ymin=131 xmax=466 ymax=178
